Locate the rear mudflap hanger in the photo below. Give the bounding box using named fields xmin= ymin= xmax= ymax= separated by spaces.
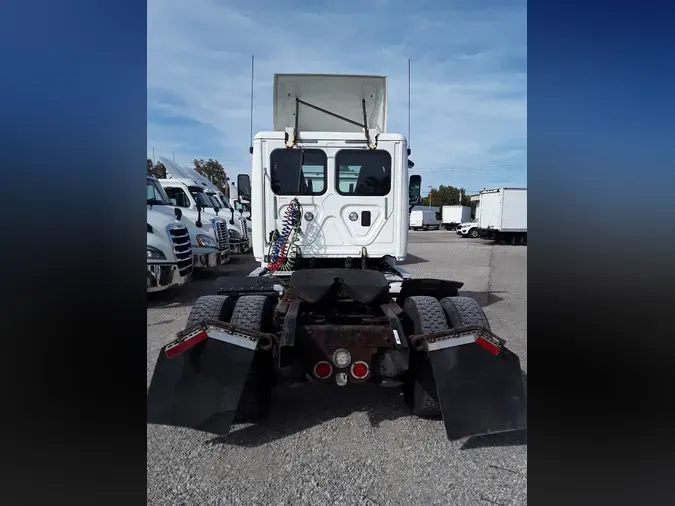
xmin=410 ymin=324 xmax=505 ymax=356
xmin=165 ymin=320 xmax=276 ymax=358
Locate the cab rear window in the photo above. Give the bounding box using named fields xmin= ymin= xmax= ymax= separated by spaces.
xmin=270 ymin=149 xmax=327 ymax=196
xmin=335 ymin=149 xmax=391 ymax=196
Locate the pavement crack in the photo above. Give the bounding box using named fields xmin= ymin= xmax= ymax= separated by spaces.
xmin=488 ymin=464 xmax=518 ymax=474
xmin=480 ymin=495 xmax=505 ymax=505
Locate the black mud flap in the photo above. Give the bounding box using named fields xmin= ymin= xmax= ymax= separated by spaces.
xmin=147 ymin=321 xmax=271 ymax=435
xmin=421 ymin=327 xmax=527 ymax=440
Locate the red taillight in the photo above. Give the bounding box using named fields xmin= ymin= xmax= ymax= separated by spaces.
xmin=351 ymin=361 xmax=369 ymax=379
xmin=313 ymin=361 xmax=333 ymax=379
xmin=476 ymin=335 xmax=500 ymax=356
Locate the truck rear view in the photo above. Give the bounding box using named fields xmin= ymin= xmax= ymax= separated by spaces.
xmin=146 ymin=73 xmax=527 ymax=442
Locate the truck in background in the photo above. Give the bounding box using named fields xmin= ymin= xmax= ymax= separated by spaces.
xmin=146 ymin=209 xmax=194 ymax=292
xmin=156 ymin=157 xmax=251 ymax=254
xmin=409 ymin=210 xmax=441 ymax=230
xmin=477 ymin=187 xmax=527 ymax=245
xmin=147 ymin=175 xmax=231 ymax=269
xmin=441 ymin=205 xmax=471 ymax=230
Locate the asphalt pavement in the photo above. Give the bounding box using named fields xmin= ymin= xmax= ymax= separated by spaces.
xmin=147 ymin=230 xmax=527 ymax=506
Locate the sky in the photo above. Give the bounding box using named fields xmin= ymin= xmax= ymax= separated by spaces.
xmin=147 ymin=0 xmax=526 ymax=195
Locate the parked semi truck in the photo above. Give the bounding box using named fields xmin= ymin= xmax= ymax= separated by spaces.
xmin=147 ymin=73 xmax=527 ymax=441
xmin=147 ymin=175 xmax=231 ymax=269
xmin=146 ymin=208 xmax=194 ymax=292
xmin=441 ymin=205 xmax=471 ymax=230
xmin=183 ymin=164 xmax=254 ymax=251
xmin=477 ymin=187 xmax=527 ymax=245
xmin=156 ymin=157 xmax=251 ymax=254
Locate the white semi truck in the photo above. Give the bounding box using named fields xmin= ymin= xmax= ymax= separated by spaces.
xmin=441 ymin=205 xmax=471 ymax=230
xmin=146 ymin=208 xmax=194 ymax=292
xmin=477 ymin=187 xmax=527 ymax=245
xmin=156 ymin=157 xmax=251 ymax=254
xmin=147 ymin=175 xmax=231 ymax=269
xmin=148 ymin=73 xmax=527 ymax=442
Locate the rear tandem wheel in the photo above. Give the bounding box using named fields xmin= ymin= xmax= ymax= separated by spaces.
xmin=402 ymin=295 xmax=493 ymax=418
xmin=402 ymin=296 xmax=448 ymax=417
xmin=183 ymin=294 xmax=275 ymax=424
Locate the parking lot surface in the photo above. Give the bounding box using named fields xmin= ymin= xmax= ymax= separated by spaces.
xmin=147 ymin=231 xmax=527 ymax=506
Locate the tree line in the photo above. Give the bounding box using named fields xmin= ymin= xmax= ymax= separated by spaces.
xmin=419 ymin=184 xmax=473 ymax=207
xmin=147 ymin=158 xmax=229 ymax=194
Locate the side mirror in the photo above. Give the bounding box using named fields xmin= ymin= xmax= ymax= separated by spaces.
xmin=409 ymin=175 xmax=421 ymax=204
xmin=196 ymin=204 xmax=202 ymax=213
xmin=214 ymin=206 xmax=220 ymax=215
xmin=237 ymin=174 xmax=251 ymax=201
xmin=174 ymin=208 xmax=182 ymax=221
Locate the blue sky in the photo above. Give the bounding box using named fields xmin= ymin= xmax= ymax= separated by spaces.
xmin=148 ymin=0 xmax=526 ymax=194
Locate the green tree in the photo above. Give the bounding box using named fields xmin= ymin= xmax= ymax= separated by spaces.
xmin=147 ymin=159 xmax=166 ymax=178
xmin=193 ymin=158 xmax=228 ymax=192
xmin=419 ymin=184 xmax=472 ymax=207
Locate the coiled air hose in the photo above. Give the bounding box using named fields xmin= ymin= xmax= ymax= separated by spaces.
xmin=267 ymin=198 xmax=302 ymax=272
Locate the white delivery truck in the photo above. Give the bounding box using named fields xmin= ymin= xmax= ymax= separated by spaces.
xmin=146 ymin=208 xmax=194 ymax=292
xmin=147 ymin=175 xmax=231 ymax=269
xmin=409 ymin=209 xmax=441 ymax=230
xmin=156 ymin=157 xmax=251 ymax=254
xmin=477 ymin=187 xmax=527 ymax=245
xmin=441 ymin=205 xmax=471 ymax=230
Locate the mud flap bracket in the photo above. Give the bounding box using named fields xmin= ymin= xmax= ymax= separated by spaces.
xmin=147 ymin=321 xmax=275 ymax=435
xmin=412 ymin=325 xmax=527 ymax=440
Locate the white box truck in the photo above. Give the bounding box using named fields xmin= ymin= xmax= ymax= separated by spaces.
xmin=410 ymin=209 xmax=441 ymax=230
xmin=477 ymin=187 xmax=527 ymax=245
xmin=441 ymin=205 xmax=471 ymax=230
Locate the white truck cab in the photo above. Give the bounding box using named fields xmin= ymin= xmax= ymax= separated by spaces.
xmin=243 ymin=74 xmax=416 ymax=281
xmin=158 ymin=157 xmax=251 ymax=254
xmin=147 ymin=175 xmax=231 ymax=268
xmin=146 ymin=208 xmax=193 ymax=292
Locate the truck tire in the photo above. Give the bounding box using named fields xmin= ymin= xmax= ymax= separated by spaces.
xmin=185 ymin=295 xmax=235 ymax=327
xmin=469 ymin=228 xmax=479 ymax=238
xmin=229 ymin=295 xmax=275 ymax=423
xmin=402 ymin=296 xmax=448 ymax=418
xmin=439 ymin=296 xmax=490 ymax=330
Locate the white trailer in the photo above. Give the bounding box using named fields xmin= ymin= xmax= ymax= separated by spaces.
xmin=477 ymin=187 xmax=527 ymax=245
xmin=410 ymin=210 xmax=441 ymax=230
xmin=441 ymin=205 xmax=471 ymax=230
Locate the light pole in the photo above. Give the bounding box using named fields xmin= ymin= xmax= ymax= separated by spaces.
xmin=428 ymin=186 xmax=433 ymax=211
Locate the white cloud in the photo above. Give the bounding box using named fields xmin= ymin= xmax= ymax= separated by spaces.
xmin=148 ymin=0 xmax=526 ymax=191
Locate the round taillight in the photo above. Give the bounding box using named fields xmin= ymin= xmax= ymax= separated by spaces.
xmin=351 ymin=361 xmax=369 ymax=379
xmin=313 ymin=361 xmax=332 ymax=379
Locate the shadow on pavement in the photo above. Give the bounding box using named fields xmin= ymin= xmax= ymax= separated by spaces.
xmin=459 ymin=290 xmax=505 ymax=308
xmin=205 ymin=383 xmax=410 ymax=448
xmin=399 ymin=253 xmax=428 ymax=266
xmin=146 ymin=255 xmax=258 ymax=309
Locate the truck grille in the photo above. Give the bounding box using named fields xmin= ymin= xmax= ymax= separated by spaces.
xmin=213 ymin=219 xmax=230 ymax=251
xmin=168 ymin=225 xmax=193 ymax=277
xmin=240 ymin=218 xmax=249 ymax=241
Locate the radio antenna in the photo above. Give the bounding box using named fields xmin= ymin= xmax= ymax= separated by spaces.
xmin=249 ymin=55 xmax=255 ymax=155
xmin=407 ymin=58 xmax=412 ymax=156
